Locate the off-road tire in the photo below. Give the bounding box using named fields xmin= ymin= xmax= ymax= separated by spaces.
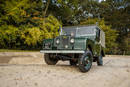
xmin=44 ymin=54 xmax=58 ymax=65
xmin=78 ymin=50 xmax=93 ymax=72
xmin=97 ymin=54 xmax=103 ymax=66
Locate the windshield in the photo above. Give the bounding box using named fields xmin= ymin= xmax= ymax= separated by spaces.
xmin=76 ymin=26 xmax=95 ymax=36
xmin=61 ymin=26 xmax=95 ymax=36
xmin=61 ymin=27 xmax=77 ymax=36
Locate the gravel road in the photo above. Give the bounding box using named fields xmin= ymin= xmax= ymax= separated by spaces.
xmin=0 ymin=52 xmax=130 ymax=87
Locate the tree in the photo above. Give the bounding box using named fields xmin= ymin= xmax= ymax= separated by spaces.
xmin=101 ymin=0 xmax=130 ymax=54
xmin=41 ymin=15 xmax=61 ymax=39
xmin=0 ymin=0 xmax=61 ymax=49
xmin=0 ymin=25 xmax=18 ymax=48
xmin=43 ymin=0 xmax=81 ymax=25
xmin=120 ymin=32 xmax=130 ymax=55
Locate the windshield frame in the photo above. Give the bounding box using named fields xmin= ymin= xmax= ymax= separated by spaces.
xmin=60 ymin=26 xmax=96 ymax=37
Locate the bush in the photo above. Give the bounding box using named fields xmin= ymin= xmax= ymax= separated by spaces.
xmin=0 ymin=15 xmax=61 ymax=49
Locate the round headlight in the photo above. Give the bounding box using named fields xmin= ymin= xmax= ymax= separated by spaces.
xmin=70 ymin=38 xmax=74 ymax=43
xmin=56 ymin=39 xmax=60 ymax=44
xmin=65 ymin=45 xmax=68 ymax=48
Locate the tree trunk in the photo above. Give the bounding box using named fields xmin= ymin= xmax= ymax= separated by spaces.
xmin=43 ymin=0 xmax=50 ymax=25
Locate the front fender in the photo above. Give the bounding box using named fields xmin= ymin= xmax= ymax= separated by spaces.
xmin=43 ymin=39 xmax=53 ymax=49
xmin=86 ymin=39 xmax=95 ymax=54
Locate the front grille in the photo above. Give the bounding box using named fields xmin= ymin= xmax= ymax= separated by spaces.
xmin=62 ymin=36 xmax=69 ymax=47
xmin=55 ymin=36 xmax=73 ymax=49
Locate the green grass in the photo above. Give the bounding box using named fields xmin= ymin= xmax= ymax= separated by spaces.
xmin=0 ymin=49 xmax=39 ymax=52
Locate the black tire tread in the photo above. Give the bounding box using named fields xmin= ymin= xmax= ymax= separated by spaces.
xmin=78 ymin=50 xmax=93 ymax=72
xmin=44 ymin=54 xmax=58 ymax=65
xmin=97 ymin=54 xmax=103 ymax=66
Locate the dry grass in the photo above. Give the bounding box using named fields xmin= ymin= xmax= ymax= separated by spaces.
xmin=0 ymin=49 xmax=39 ymax=52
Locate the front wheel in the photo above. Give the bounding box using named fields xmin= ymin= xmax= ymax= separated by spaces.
xmin=44 ymin=54 xmax=58 ymax=65
xmin=78 ymin=50 xmax=93 ymax=72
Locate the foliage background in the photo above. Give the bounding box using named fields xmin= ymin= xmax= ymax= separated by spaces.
xmin=0 ymin=0 xmax=130 ymax=55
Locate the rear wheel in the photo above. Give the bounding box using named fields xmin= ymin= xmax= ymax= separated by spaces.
xmin=78 ymin=50 xmax=93 ymax=72
xmin=97 ymin=53 xmax=103 ymax=66
xmin=44 ymin=54 xmax=58 ymax=65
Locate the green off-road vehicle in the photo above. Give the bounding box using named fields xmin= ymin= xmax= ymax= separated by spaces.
xmin=40 ymin=25 xmax=105 ymax=72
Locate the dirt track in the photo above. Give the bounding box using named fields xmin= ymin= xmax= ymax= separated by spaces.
xmin=0 ymin=52 xmax=130 ymax=87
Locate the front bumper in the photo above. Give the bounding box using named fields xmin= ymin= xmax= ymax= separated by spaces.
xmin=40 ymin=50 xmax=85 ymax=53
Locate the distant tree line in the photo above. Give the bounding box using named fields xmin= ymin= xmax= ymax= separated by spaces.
xmin=0 ymin=0 xmax=129 ymax=55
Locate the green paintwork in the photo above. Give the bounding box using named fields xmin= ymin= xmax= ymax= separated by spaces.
xmin=43 ymin=39 xmax=53 ymax=49
xmin=74 ymin=38 xmax=86 ymax=50
xmin=42 ymin=25 xmax=105 ymax=57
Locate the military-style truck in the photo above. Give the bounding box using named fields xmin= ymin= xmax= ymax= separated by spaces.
xmin=40 ymin=25 xmax=105 ymax=72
